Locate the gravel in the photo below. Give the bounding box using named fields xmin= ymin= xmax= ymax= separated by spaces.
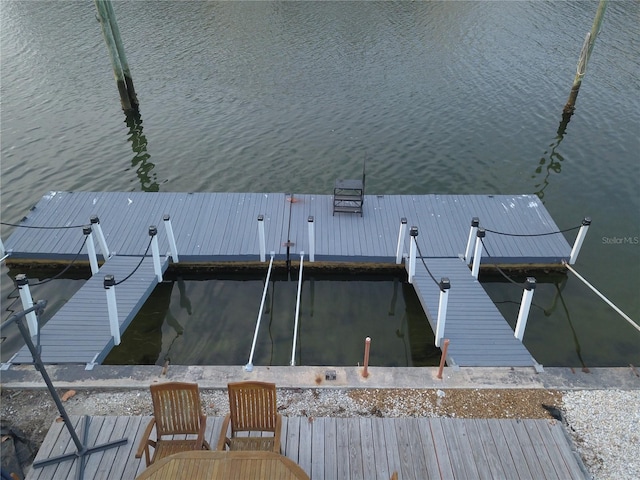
xmin=2 ymin=387 xmax=638 ymax=479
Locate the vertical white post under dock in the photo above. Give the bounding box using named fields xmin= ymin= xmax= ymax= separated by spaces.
xmin=104 ymin=275 xmax=120 ymax=346
xmin=83 ymin=226 xmax=100 ymax=275
xmin=257 ymin=215 xmax=266 ymax=262
xmin=435 ymin=278 xmax=451 ymax=347
xmin=408 ymin=226 xmax=418 ymax=284
xmin=471 ymin=228 xmax=486 ymax=279
xmin=307 ymin=216 xmax=315 ymax=262
xmin=149 ymin=226 xmax=162 ymax=283
xmin=396 ymin=218 xmax=408 ymax=264
xmin=163 ymin=214 xmax=179 ymax=263
xmin=464 ymin=217 xmax=480 ymax=263
xmin=245 ymin=252 xmax=275 ymax=372
xmin=90 ymin=216 xmax=111 ymax=260
xmin=290 ymin=252 xmax=305 ymax=366
xmin=514 ymin=277 xmax=536 ymax=341
xmin=569 ymin=217 xmax=591 ymax=264
xmin=16 ymin=274 xmax=38 ymax=337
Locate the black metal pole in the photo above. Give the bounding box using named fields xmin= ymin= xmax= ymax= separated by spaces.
xmin=1 ymin=301 xmax=127 ymax=480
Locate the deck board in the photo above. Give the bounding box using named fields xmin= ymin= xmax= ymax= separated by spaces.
xmin=27 ymin=415 xmax=587 ymax=480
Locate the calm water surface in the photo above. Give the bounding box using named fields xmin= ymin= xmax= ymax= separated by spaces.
xmin=1 ymin=1 xmax=638 ymax=366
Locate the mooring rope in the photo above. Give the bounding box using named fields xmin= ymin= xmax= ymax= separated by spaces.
xmin=563 ymin=261 xmax=640 ymax=333
xmin=29 ymin=236 xmax=89 ymax=286
xmin=480 ymin=224 xmax=581 ymax=237
xmin=479 ymin=237 xmax=527 ymax=289
xmin=0 ymin=221 xmax=89 ymax=230
xmin=414 ymin=239 xmax=445 ymax=291
xmin=114 ymin=236 xmax=153 ymax=286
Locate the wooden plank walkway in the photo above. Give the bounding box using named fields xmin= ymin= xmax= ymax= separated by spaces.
xmin=11 ymin=256 xmax=169 ymax=365
xmin=3 ymin=191 xmax=574 ymax=367
xmin=27 ymin=415 xmax=588 ymax=480
xmin=412 ymin=258 xmax=535 ymax=367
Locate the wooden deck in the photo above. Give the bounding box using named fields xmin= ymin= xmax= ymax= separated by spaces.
xmin=3 ymin=191 xmax=574 ymax=367
xmin=27 ymin=415 xmax=588 ymax=480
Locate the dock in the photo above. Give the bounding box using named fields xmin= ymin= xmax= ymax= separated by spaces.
xmin=2 ymin=191 xmax=573 ymax=368
xmin=27 ymin=415 xmax=588 ymax=480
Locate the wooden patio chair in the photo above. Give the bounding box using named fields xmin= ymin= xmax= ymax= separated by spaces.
xmin=135 ymin=382 xmax=210 ymax=467
xmin=216 ymin=381 xmax=282 ymax=452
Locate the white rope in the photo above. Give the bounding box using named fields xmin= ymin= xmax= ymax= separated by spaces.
xmin=563 ymin=261 xmax=640 ymax=333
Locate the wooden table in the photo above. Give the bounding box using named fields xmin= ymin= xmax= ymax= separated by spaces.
xmin=135 ymin=450 xmax=310 ymax=480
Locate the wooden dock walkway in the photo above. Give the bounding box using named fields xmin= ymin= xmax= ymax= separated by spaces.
xmin=3 ymin=191 xmax=574 ymax=367
xmin=27 ymin=415 xmax=587 ymax=480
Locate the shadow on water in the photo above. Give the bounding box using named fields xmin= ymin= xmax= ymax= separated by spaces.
xmin=532 ymin=116 xmax=570 ymax=202
xmin=125 ymin=111 xmax=159 ymax=192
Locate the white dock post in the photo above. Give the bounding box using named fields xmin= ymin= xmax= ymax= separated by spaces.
xmin=83 ymin=226 xmax=100 ymax=275
xmin=0 ymin=237 xmax=5 ymax=258
xmin=257 ymin=215 xmax=266 ymax=262
xmin=396 ymin=218 xmax=408 ymax=264
xmin=514 ymin=277 xmax=536 ymax=341
xmin=104 ymin=275 xmax=120 ymax=345
xmin=308 ymin=216 xmax=315 ymax=262
xmin=569 ymin=217 xmax=591 ymax=264
xmin=408 ymin=226 xmax=418 ymax=283
xmin=16 ymin=274 xmax=38 ymax=337
xmin=149 ymin=226 xmax=162 ymax=282
xmin=163 ymin=214 xmax=179 ymax=263
xmin=435 ymin=278 xmax=450 ymax=347
xmin=471 ymin=228 xmax=486 ymax=279
xmin=464 ymin=217 xmax=480 ymax=263
xmin=90 ymin=216 xmax=111 ymax=259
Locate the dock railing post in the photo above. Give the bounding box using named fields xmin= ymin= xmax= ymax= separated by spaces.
xmin=163 ymin=214 xmax=179 ymax=263
xmin=104 ymin=275 xmax=120 ymax=345
xmin=396 ymin=218 xmax=408 ymax=264
xmin=464 ymin=217 xmax=480 ymax=263
xmin=408 ymin=226 xmax=418 ymax=283
xmin=471 ymin=228 xmax=486 ymax=279
xmin=83 ymin=226 xmax=100 ymax=275
xmin=16 ymin=274 xmax=38 ymax=337
xmin=514 ymin=277 xmax=536 ymax=341
xmin=435 ymin=278 xmax=450 ymax=347
xmin=308 ymin=216 xmax=315 ymax=262
xmin=149 ymin=226 xmax=162 ymax=282
xmin=257 ymin=215 xmax=266 ymax=262
xmin=569 ymin=217 xmax=591 ymax=264
xmin=90 ymin=216 xmax=111 ymax=260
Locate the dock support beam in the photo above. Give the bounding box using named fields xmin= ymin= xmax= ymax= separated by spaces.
xmin=471 ymin=228 xmax=486 ymax=279
xmin=90 ymin=216 xmax=111 ymax=260
xmin=104 ymin=275 xmax=120 ymax=346
xmin=435 ymin=278 xmax=450 ymax=347
xmin=83 ymin=226 xmax=100 ymax=275
xmin=257 ymin=215 xmax=266 ymax=262
xmin=408 ymin=226 xmax=418 ymax=283
xmin=396 ymin=218 xmax=408 ymax=264
xmin=308 ymin=216 xmax=315 ymax=262
xmin=163 ymin=214 xmax=179 ymax=263
xmin=464 ymin=217 xmax=480 ymax=263
xmin=149 ymin=226 xmax=162 ymax=282
xmin=16 ymin=274 xmax=38 ymax=337
xmin=569 ymin=217 xmax=591 ymax=264
xmin=514 ymin=278 xmax=536 ymax=341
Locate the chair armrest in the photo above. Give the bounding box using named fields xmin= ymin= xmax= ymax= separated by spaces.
xmin=216 ymin=414 xmax=231 ymax=450
xmin=135 ymin=418 xmax=156 ymax=458
xmin=273 ymin=414 xmax=283 ymax=453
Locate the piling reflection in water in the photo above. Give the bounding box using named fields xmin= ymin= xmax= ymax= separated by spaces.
xmin=125 ymin=111 xmax=159 ymax=193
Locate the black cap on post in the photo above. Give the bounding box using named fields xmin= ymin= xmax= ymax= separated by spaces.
xmin=90 ymin=215 xmax=100 ymax=224
xmin=308 ymin=216 xmax=314 ymax=223
xmin=439 ymin=277 xmax=451 ymax=291
xmin=163 ymin=214 xmax=170 ymax=221
xmin=410 ymin=226 xmax=418 ymax=237
xmin=148 ymin=226 xmax=157 ymax=236
xmin=524 ymin=277 xmax=537 ymax=291
xmin=471 ymin=217 xmax=479 ymax=227
xmin=477 ymin=228 xmax=486 ymax=238
xmin=401 ymin=217 xmax=407 ymax=225
xmin=83 ymin=226 xmax=92 ymax=235
xmin=257 ymin=215 xmax=264 ymax=222
xmin=582 ymin=217 xmax=592 ymax=226
xmin=16 ymin=274 xmax=28 ymax=286
xmin=104 ymin=274 xmax=115 ymax=289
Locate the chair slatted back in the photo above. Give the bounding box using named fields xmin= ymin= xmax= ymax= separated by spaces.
xmin=228 ymin=381 xmax=278 ymax=433
xmin=150 ymin=382 xmax=203 ymax=436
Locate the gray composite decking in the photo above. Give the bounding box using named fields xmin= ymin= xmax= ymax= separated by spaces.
xmin=3 ymin=191 xmax=574 ymax=367
xmin=11 ymin=256 xmax=169 ymax=365
xmin=27 ymin=415 xmax=588 ymax=480
xmin=412 ymin=258 xmax=535 ymax=367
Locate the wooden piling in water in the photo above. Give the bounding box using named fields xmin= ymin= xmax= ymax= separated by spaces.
xmin=94 ymin=0 xmax=138 ymax=112
xmin=562 ymin=0 xmax=608 ymax=115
